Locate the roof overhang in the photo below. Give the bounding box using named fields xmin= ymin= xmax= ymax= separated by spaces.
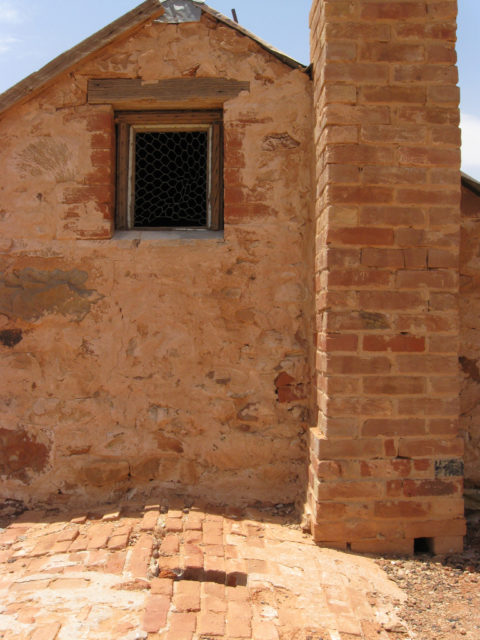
xmin=461 ymin=171 xmax=480 ymax=197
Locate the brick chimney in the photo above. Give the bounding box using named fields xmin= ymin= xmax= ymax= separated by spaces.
xmin=308 ymin=0 xmax=465 ymax=554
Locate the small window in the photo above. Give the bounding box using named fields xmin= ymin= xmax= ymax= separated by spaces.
xmin=115 ymin=110 xmax=223 ymax=231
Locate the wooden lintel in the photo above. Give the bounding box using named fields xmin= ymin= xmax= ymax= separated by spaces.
xmin=88 ymin=78 xmax=250 ymax=105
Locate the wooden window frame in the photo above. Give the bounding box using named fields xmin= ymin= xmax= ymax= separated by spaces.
xmin=115 ymin=110 xmax=223 ymax=231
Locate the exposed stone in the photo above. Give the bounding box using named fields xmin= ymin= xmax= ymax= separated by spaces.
xmin=0 ymin=329 xmax=22 ymax=347
xmin=0 ymin=429 xmax=49 ymax=481
xmin=261 ymin=133 xmax=300 ymax=151
xmin=0 ymin=268 xmax=102 ymax=321
xmin=76 ymin=459 xmax=130 ymax=487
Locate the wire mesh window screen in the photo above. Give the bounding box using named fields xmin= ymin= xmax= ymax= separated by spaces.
xmin=134 ymin=130 xmax=208 ymax=228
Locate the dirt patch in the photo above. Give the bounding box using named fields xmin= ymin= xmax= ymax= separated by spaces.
xmin=375 ymin=510 xmax=480 ymax=639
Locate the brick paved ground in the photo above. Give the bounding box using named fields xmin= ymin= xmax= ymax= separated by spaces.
xmin=0 ymin=502 xmax=406 ymax=639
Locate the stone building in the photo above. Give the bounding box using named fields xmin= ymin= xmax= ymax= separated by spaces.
xmin=0 ymin=0 xmax=469 ymax=554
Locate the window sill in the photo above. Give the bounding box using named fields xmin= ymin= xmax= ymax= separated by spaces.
xmin=112 ymin=229 xmax=224 ymax=243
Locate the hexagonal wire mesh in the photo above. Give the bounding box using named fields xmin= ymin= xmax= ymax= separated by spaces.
xmin=134 ymin=130 xmax=208 ymax=228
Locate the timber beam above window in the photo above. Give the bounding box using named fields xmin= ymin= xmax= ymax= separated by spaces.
xmin=87 ymin=78 xmax=250 ymax=108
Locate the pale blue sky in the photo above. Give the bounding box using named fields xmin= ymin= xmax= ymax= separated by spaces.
xmin=0 ymin=0 xmax=478 ymax=178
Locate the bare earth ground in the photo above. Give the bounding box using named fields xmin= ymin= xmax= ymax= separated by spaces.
xmin=0 ymin=498 xmax=478 ymax=639
xmin=374 ymin=509 xmax=480 ymax=640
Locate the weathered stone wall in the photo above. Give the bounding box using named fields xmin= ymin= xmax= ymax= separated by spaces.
xmin=0 ymin=14 xmax=314 ymax=507
xmin=308 ymin=0 xmax=465 ymax=554
xmin=460 ymin=181 xmax=480 ymax=489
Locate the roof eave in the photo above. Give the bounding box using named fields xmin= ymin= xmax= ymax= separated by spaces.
xmin=461 ymin=171 xmax=480 ymax=197
xmin=0 ymin=0 xmax=165 ymax=117
xmin=197 ymin=3 xmax=307 ymax=71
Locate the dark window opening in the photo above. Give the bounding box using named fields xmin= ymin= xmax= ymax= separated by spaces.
xmin=134 ymin=130 xmax=208 ymax=228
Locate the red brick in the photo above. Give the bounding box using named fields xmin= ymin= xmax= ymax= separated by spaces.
xmin=197 ymin=611 xmax=225 ymax=637
xmin=360 ymin=206 xmax=425 ymax=227
xmin=160 ymin=534 xmax=179 ymax=555
xmin=358 ymin=290 xmax=425 ymax=311
xmin=396 ymin=269 xmax=457 ymax=289
xmin=374 ymin=500 xmax=430 ymax=519
xmin=428 ymin=418 xmax=459 ymax=435
xmin=395 ymin=105 xmax=458 ymax=126
xmin=428 ymin=84 xmax=460 ymax=103
xmin=165 ymin=517 xmax=183 ymax=532
xmin=204 ymin=555 xmax=226 ymax=583
xmin=173 ymin=580 xmax=201 ymax=612
xmin=184 ymin=513 xmax=204 ymax=530
xmin=108 ymin=529 xmax=131 ymax=550
xmin=325 ymin=22 xmax=391 ymax=41
xmin=87 ymin=523 xmax=113 ymax=550
xmin=252 ymin=620 xmax=279 ymax=640
xmin=183 ymin=554 xmax=204 ymax=580
xmin=328 ymin=269 xmax=391 ymax=288
xmin=86 ymin=111 xmax=113 ymax=132
xmin=324 ymin=63 xmax=389 ymax=84
xmin=428 ymin=248 xmax=457 ymax=268
xmin=361 ymin=2 xmax=426 ymax=20
xmin=142 ymin=594 xmax=170 ymax=633
xmin=151 ymin=577 xmax=174 ymax=596
xmin=226 ymin=601 xmax=252 ymax=638
xmin=360 ymin=42 xmax=424 ymax=63
xmin=393 ymin=64 xmax=458 ymax=84
xmin=360 ymin=85 xmax=426 ymax=104
xmin=328 ymin=355 xmax=391 ymax=375
xmin=395 ymin=22 xmax=456 ymax=41
xmin=398 ymin=437 xmax=464 ymax=458
xmin=140 ymin=510 xmax=159 ymax=532
xmin=426 ymin=2 xmax=457 ymax=19
xmin=363 ymin=335 xmax=425 ymax=352
xmin=320 ymin=333 xmax=358 ymax=352
xmin=361 ymin=248 xmax=404 ymax=268
xmin=324 ymin=104 xmax=390 ymax=125
xmin=362 ymin=418 xmax=425 ymax=437
xmin=313 ymin=480 xmax=381 ymax=500
xmin=168 ymin=612 xmax=196 ymax=638
xmin=325 ymin=41 xmax=357 ymax=61
xmin=129 ymin=534 xmax=153 ymax=578
xmin=363 ymin=376 xmax=425 ymax=395
xmin=431 ymin=535 xmax=464 ymax=554
xmin=326 ymin=143 xmax=396 ymax=166
xmin=61 ymin=184 xmax=112 ymax=205
xmin=351 ymin=538 xmax=414 ymax=554
xmin=396 ymin=354 xmax=457 ymax=374
xmin=403 ymin=479 xmax=462 ymax=497
xmin=403 ymin=519 xmax=466 ymax=538
xmin=68 ymin=534 xmax=89 ymax=552
xmin=313 ymin=437 xmax=384 ymax=460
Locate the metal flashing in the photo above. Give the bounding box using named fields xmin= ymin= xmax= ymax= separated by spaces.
xmin=156 ymin=0 xmax=202 ymax=23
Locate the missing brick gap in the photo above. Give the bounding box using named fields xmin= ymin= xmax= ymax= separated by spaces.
xmin=414 ymin=537 xmax=433 ymax=555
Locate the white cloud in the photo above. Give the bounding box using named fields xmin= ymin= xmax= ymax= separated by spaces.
xmin=461 ymin=112 xmax=480 ymax=177
xmin=0 ymin=1 xmax=20 ymax=24
xmin=0 ymin=35 xmax=18 ymax=53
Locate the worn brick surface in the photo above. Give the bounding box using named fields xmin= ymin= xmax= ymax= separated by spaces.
xmin=0 ymin=506 xmax=411 ymax=640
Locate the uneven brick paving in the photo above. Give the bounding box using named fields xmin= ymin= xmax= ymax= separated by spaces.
xmin=0 ymin=503 xmax=406 ymax=639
